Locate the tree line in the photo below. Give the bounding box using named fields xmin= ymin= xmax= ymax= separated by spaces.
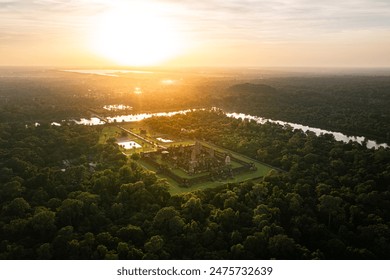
xmin=216 ymin=77 xmax=390 ymax=143
xmin=0 ymin=110 xmax=389 ymax=259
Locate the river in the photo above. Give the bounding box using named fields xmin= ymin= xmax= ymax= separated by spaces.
xmin=226 ymin=112 xmax=388 ymax=149
xmin=73 ymin=108 xmax=388 ymax=149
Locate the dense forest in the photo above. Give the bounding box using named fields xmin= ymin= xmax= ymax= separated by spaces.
xmin=0 ymin=69 xmax=206 ymax=124
xmin=1 ymin=70 xmax=390 ymax=146
xmin=216 ymin=76 xmax=390 ymax=143
xmin=1 ymin=110 xmax=389 ymax=259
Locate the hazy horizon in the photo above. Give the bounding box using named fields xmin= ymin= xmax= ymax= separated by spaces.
xmin=2 ymin=65 xmax=390 ymax=77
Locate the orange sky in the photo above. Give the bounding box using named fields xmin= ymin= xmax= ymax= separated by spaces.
xmin=1 ymin=0 xmax=390 ymax=68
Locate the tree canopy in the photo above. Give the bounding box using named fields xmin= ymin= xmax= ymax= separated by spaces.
xmin=1 ymin=110 xmax=389 ymax=259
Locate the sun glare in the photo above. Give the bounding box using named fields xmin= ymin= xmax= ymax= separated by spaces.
xmin=91 ymin=3 xmax=183 ymax=66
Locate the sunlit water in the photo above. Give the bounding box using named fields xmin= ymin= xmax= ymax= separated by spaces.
xmin=156 ymin=137 xmax=173 ymax=143
xmin=226 ymin=112 xmax=388 ymax=149
xmin=117 ymin=141 xmax=142 ymax=149
xmin=74 ymin=117 xmax=105 ymax=125
xmin=103 ymin=105 xmax=133 ymax=111
xmin=73 ymin=108 xmax=388 ymax=149
xmin=104 ymin=109 xmax=195 ymax=123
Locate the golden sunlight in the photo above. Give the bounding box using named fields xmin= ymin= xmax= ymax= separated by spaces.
xmin=91 ymin=3 xmax=184 ymax=66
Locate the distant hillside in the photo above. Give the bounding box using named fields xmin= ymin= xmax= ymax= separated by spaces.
xmin=221 ymin=77 xmax=390 ymax=143
xmin=227 ymin=83 xmax=277 ymax=95
xmin=222 ymin=83 xmax=278 ymax=109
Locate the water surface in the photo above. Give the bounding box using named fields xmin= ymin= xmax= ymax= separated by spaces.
xmin=74 ymin=108 xmax=389 ymax=149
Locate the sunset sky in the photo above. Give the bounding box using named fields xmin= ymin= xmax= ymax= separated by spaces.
xmin=1 ymin=0 xmax=390 ymax=68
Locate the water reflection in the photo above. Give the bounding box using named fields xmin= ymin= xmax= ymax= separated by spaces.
xmin=226 ymin=112 xmax=388 ymax=149
xmin=134 ymin=87 xmax=143 ymax=95
xmin=118 ymin=141 xmax=142 ymax=149
xmin=74 ymin=109 xmax=388 ymax=149
xmin=103 ymin=105 xmax=133 ymax=111
xmin=74 ymin=117 xmax=105 ymax=126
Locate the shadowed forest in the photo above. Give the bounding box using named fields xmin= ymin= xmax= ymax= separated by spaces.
xmin=0 ymin=68 xmax=389 ymax=259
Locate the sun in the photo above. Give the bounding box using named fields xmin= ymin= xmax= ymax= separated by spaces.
xmin=91 ymin=3 xmax=183 ymax=66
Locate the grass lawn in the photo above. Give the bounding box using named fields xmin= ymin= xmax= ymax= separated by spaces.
xmin=137 ymin=149 xmax=274 ymax=195
xmin=99 ymin=124 xmax=156 ymax=153
xmin=138 ymin=158 xmax=272 ymax=195
xmin=99 ymin=126 xmax=122 ymax=144
xmin=99 ymin=124 xmax=275 ymax=194
xmin=169 ymin=168 xmax=272 ymax=195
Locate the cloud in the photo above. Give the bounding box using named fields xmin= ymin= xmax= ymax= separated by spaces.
xmin=3 ymin=0 xmax=389 ymax=41
xmin=157 ymin=0 xmax=390 ymax=43
xmin=0 ymin=0 xmax=110 ymax=46
xmin=1 ymin=0 xmax=389 ymax=66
